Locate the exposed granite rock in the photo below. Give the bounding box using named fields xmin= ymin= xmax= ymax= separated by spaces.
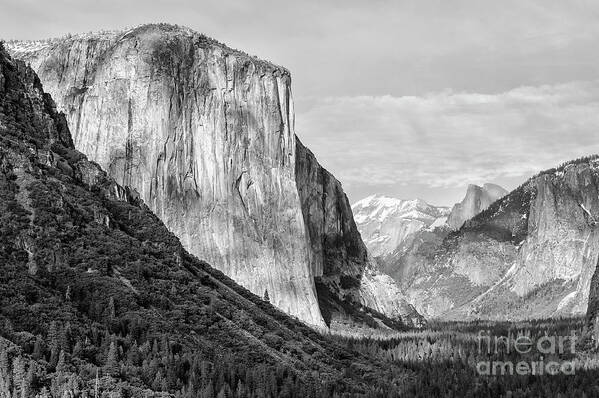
xmin=0 ymin=47 xmax=411 ymax=396
xmin=352 ymin=185 xmax=505 ymax=320
xmin=8 ymin=24 xmax=417 ymax=329
xmin=358 ymin=259 xmax=426 ymax=327
xmin=9 ymin=25 xmax=323 ymax=327
xmin=408 ymin=159 xmax=599 ymax=319
xmin=295 ymin=139 xmax=423 ymax=327
xmin=447 ymin=183 xmax=507 ymax=230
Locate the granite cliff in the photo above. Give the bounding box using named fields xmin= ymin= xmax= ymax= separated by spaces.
xmin=446 ymin=183 xmax=508 ymax=230
xmin=296 ymin=141 xmax=424 ymax=328
xmin=396 ymin=160 xmax=599 ymax=319
xmin=0 ymin=45 xmax=411 ymax=396
xmin=7 ymin=24 xmax=417 ymax=329
xmin=355 ymin=170 xmax=599 ymax=321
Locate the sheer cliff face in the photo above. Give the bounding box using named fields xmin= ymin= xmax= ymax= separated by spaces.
xmin=9 ymin=24 xmax=415 ymax=329
xmin=0 ymin=48 xmax=412 ymax=396
xmin=295 ymin=139 xmax=366 ymax=280
xmin=295 ymin=140 xmax=424 ymax=327
xmin=407 ymin=159 xmax=599 ymax=320
xmin=447 ymin=183 xmax=508 ymax=230
xmin=9 ymin=25 xmax=324 ymax=327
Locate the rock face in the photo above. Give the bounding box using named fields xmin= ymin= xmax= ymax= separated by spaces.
xmin=296 ymin=141 xmax=424 ymax=327
xmin=8 ymin=24 xmax=415 ymax=329
xmin=405 ymin=161 xmax=599 ymax=319
xmin=352 ymin=186 xmax=501 ymax=295
xmin=0 ymin=46 xmax=410 ymax=396
xmin=446 ymin=183 xmax=508 ymax=230
xmin=355 ymin=172 xmax=599 ymax=321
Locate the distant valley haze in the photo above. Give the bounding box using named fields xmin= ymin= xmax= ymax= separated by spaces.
xmin=2 ymin=0 xmax=599 ymax=205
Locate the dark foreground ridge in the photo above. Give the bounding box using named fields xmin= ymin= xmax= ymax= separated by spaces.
xmin=0 ymin=43 xmax=411 ymax=397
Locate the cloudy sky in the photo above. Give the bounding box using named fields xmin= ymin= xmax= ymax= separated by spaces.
xmin=2 ymin=0 xmax=599 ymax=205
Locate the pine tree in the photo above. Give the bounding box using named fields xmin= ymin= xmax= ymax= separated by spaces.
xmin=0 ymin=350 xmax=11 ymax=395
xmin=24 ymin=365 xmax=34 ymax=398
xmin=127 ymin=341 xmax=142 ymax=366
xmin=32 ymin=335 xmax=43 ymax=360
xmin=49 ymin=346 xmax=59 ymax=369
xmin=263 ymin=289 xmax=270 ymax=303
xmin=56 ymin=350 xmax=68 ymax=373
xmin=107 ymin=297 xmax=116 ymax=321
xmin=0 ymin=350 xmax=9 ymax=377
xmin=200 ymin=383 xmax=214 ymax=398
xmin=152 ymin=370 xmax=165 ymax=392
xmin=105 ymin=341 xmax=119 ymax=377
xmin=72 ymin=340 xmax=83 ymax=358
xmin=48 ymin=321 xmax=59 ymax=352
xmin=60 ymin=323 xmax=71 ymax=354
xmin=235 ymin=381 xmax=245 ymax=398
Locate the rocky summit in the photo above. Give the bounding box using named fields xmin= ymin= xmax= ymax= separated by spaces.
xmin=446 ymin=183 xmax=508 ymax=230
xmin=7 ymin=24 xmax=419 ymax=330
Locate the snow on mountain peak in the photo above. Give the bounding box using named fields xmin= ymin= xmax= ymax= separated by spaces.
xmin=352 ymin=194 xmax=449 ymax=257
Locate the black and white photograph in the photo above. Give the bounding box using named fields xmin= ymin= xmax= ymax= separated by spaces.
xmin=1 ymin=1 xmax=599 ymax=396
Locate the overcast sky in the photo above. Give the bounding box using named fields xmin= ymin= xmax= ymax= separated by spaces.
xmin=2 ymin=0 xmax=599 ymax=205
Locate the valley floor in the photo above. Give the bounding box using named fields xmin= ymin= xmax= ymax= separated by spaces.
xmin=333 ymin=317 xmax=599 ymax=397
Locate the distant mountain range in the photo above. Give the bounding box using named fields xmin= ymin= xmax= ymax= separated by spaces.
xmin=355 ymin=167 xmax=599 ymax=321
xmin=352 ymin=195 xmax=450 ymax=258
xmin=353 ymin=183 xmax=507 ymax=260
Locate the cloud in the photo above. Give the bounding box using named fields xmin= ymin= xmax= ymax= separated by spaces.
xmin=295 ymin=80 xmax=599 ymax=193
xmin=3 ymin=0 xmax=599 ymax=98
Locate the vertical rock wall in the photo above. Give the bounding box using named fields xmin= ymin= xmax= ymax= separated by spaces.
xmin=9 ymin=25 xmax=325 ymax=327
xmin=9 ymin=24 xmax=424 ymax=329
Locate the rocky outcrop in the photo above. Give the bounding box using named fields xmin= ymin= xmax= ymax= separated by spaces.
xmin=8 ymin=24 xmax=416 ymax=329
xmin=295 ymin=140 xmax=423 ymax=327
xmin=447 ymin=183 xmax=507 ymax=230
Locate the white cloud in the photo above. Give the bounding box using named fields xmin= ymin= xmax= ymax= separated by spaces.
xmin=296 ymin=80 xmax=599 ymax=193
